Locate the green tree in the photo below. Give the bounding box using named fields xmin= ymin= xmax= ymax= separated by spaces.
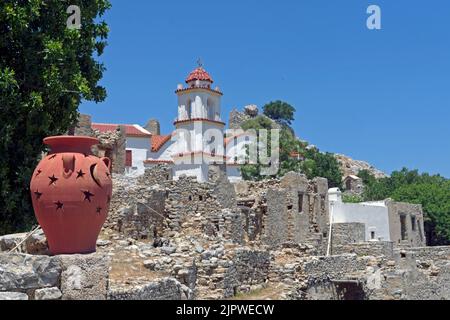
xmin=263 ymin=100 xmax=296 ymax=126
xmin=240 ymin=115 xmax=280 ymax=181
xmin=357 ymin=169 xmax=377 ymax=186
xmin=240 ymin=113 xmax=343 ymax=187
xmin=300 ymin=149 xmax=343 ymax=188
xmin=0 ymin=0 xmax=111 ymax=234
xmin=342 ymin=194 xmax=364 ymax=203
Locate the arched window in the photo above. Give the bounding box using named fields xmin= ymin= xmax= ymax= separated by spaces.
xmin=186 ymin=99 xmax=192 ymax=119
xmin=207 ymin=98 xmax=215 ymax=120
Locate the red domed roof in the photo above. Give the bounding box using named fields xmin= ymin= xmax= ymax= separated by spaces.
xmin=185 ymin=67 xmax=214 ymax=83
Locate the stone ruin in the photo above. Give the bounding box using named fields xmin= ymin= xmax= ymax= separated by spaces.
xmin=0 ymin=165 xmax=449 ymax=300
xmin=69 ymin=114 xmax=126 ymax=174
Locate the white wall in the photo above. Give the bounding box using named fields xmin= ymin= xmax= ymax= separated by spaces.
xmin=174 ymin=122 xmax=225 ymax=157
xmin=126 ymin=137 xmax=151 ymax=176
xmin=331 ymin=201 xmax=391 ymax=242
xmin=177 ymin=90 xmax=222 ymax=122
xmin=149 ymin=139 xmax=176 ymax=161
xmin=173 ymin=163 xmax=209 ymax=182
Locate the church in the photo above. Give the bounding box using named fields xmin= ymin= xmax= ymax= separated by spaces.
xmin=91 ymin=65 xmax=253 ymax=182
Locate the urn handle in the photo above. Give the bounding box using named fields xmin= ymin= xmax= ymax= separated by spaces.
xmin=62 ymin=154 xmax=75 ymax=177
xmin=101 ymin=157 xmax=111 ymax=171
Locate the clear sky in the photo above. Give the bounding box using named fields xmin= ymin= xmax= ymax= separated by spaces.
xmin=80 ymin=0 xmax=450 ymax=178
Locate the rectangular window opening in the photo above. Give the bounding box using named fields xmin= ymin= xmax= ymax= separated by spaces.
xmin=298 ymin=192 xmax=304 ymax=213
xmin=400 ymin=214 xmax=408 ymax=241
xmin=411 ymin=216 xmax=417 ymax=232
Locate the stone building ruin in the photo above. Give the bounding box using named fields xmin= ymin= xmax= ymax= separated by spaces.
xmin=0 ymin=164 xmax=447 ymax=301
xmin=70 ymin=114 xmax=126 ymax=174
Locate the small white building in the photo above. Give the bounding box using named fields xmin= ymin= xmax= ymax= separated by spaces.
xmin=328 ymin=188 xmax=426 ymax=246
xmin=329 ymin=188 xmax=391 ymax=242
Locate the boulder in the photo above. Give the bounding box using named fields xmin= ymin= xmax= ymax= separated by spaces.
xmin=58 ymin=253 xmax=110 ymax=300
xmin=0 ymin=253 xmax=61 ymax=292
xmin=0 ymin=233 xmax=27 ymax=252
xmin=244 ymin=105 xmax=259 ymax=117
xmin=0 ymin=292 xmax=29 ymax=300
xmin=25 ymin=229 xmax=49 ymax=255
xmin=34 ymin=287 xmax=62 ymax=300
xmin=161 ymin=246 xmax=177 ymax=255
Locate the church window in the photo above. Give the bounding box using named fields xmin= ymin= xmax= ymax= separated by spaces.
xmin=207 ymin=97 xmax=215 ymax=120
xmin=186 ymin=99 xmax=192 ymax=119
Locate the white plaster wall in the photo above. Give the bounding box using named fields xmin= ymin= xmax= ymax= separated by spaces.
xmin=177 ymin=90 xmax=221 ymax=122
xmin=126 ymin=137 xmax=151 ymax=151
xmin=331 ymin=202 xmax=391 ymax=242
xmin=173 ymin=163 xmax=209 ymax=182
xmin=149 ymin=139 xmax=176 ymax=161
xmin=125 ymin=137 xmax=151 ymax=176
xmin=175 ymin=122 xmax=225 ymax=156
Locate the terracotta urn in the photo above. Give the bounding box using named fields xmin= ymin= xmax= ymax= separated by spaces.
xmin=30 ymin=136 xmax=113 ymax=255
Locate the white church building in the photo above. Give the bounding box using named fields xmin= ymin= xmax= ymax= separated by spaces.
xmin=92 ymin=65 xmax=252 ymax=182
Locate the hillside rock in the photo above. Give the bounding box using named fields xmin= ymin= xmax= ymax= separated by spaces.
xmin=335 ymin=154 xmax=387 ymax=179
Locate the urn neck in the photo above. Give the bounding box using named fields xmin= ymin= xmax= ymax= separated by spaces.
xmin=44 ymin=136 xmax=99 ymax=155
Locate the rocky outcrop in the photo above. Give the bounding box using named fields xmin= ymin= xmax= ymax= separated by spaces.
xmin=335 ymin=154 xmax=387 ymax=179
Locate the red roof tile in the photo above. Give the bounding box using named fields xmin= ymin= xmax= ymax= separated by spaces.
xmin=151 ymin=135 xmax=172 ymax=152
xmin=92 ymin=123 xmax=152 ymax=137
xmin=186 ymin=67 xmax=214 ymax=83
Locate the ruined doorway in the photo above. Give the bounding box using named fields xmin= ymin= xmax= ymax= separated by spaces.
xmin=334 ymin=281 xmax=366 ymax=300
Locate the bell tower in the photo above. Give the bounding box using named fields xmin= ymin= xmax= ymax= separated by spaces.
xmin=172 ymin=63 xmax=226 ymax=182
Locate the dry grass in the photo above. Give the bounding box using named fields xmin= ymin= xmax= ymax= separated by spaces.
xmin=109 ymin=250 xmax=169 ymax=285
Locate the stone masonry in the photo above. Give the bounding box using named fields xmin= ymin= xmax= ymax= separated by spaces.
xmin=0 ymin=164 xmax=448 ymax=300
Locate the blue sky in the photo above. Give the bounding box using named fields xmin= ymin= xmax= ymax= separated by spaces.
xmin=80 ymin=0 xmax=450 ymax=178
